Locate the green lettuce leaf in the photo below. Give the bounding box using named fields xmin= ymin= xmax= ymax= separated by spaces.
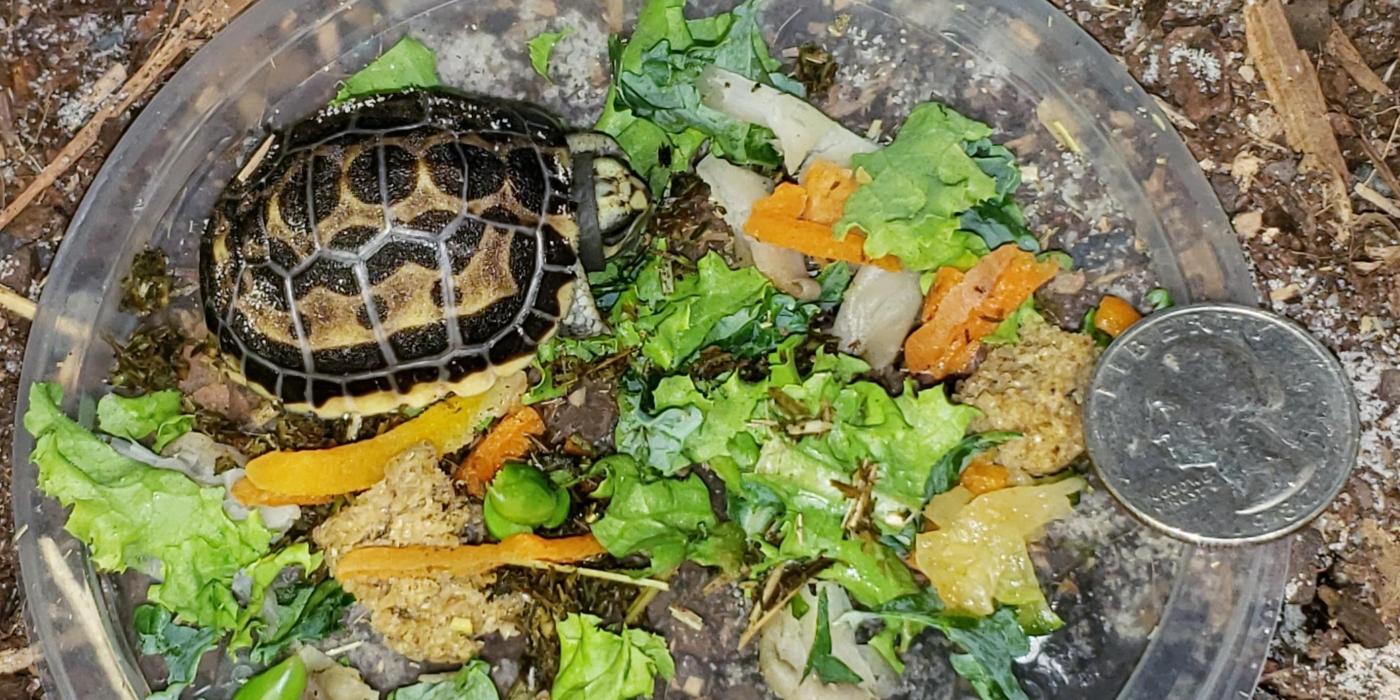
xmin=607 ymin=252 xmax=832 ymax=373
xmin=803 ymin=587 xmax=864 ymax=685
xmin=389 ymin=660 xmax=498 ymax=700
xmin=528 ymin=28 xmax=573 ymax=81
xmin=334 ymin=36 xmax=441 ymax=105
xmin=553 ymin=614 xmax=675 ymax=700
xmin=599 ymin=0 xmax=801 ymax=193
xmin=248 ymin=579 xmax=355 ymax=666
xmin=96 ymin=390 xmax=193 ymax=452
xmin=134 ymin=605 xmax=219 ymax=700
xmin=229 ymin=543 xmax=323 ymax=652
xmin=845 ymin=591 xmax=1031 ymax=700
xmin=981 ymin=300 xmax=1041 ymax=347
xmin=837 ymin=103 xmax=1006 ymax=271
xmin=24 ymin=383 xmax=272 ymax=630
xmin=590 ymin=455 xmax=723 ymax=575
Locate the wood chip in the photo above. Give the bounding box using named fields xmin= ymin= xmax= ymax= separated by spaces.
xmin=1245 ymin=0 xmax=1353 ymax=234
xmin=1326 ymin=21 xmax=1393 ymax=95
xmin=0 ymin=283 xmax=37 ymax=320
xmin=0 ymin=645 xmax=38 ymax=675
xmin=1355 ymin=182 xmax=1400 ymax=219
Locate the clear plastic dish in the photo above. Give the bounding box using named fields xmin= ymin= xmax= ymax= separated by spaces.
xmin=12 ymin=0 xmax=1287 ymax=698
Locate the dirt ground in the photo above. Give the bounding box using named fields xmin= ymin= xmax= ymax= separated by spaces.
xmin=0 ymin=0 xmax=1397 ymax=698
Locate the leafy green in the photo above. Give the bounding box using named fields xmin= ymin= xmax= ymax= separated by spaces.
xmin=836 ymin=103 xmax=1004 ymax=271
xmin=803 ymin=587 xmax=864 ymax=685
xmin=96 ymin=390 xmax=193 ymax=453
xmin=248 ymin=579 xmax=355 ymax=666
xmin=923 ymin=432 xmax=1020 ymax=500
xmin=389 ymin=660 xmax=498 ymax=700
xmin=134 ymin=605 xmax=219 ymax=700
xmin=24 ymin=383 xmax=271 ymax=630
xmin=553 ymin=614 xmax=675 ymax=700
xmin=610 ymin=341 xmax=971 ymax=605
xmin=1080 ymin=308 xmax=1113 ymax=348
xmin=608 ymin=252 xmax=835 ymax=372
xmin=230 ymin=543 xmax=323 ymax=652
xmin=1146 ymin=287 xmax=1174 ymax=310
xmin=959 ymin=201 xmax=1038 ymax=254
xmin=614 ymin=385 xmax=703 ymax=475
xmin=981 ymin=301 xmax=1041 ymax=347
xmin=334 ymin=36 xmax=440 ymax=105
xmin=528 ymin=29 xmax=573 ymax=81
xmin=770 ymin=508 xmax=919 ymax=607
xmin=956 ymin=137 xmax=1038 ymax=253
xmin=844 ymin=591 xmax=1031 ymax=700
xmin=598 ymin=0 xmax=802 ymax=193
xmin=526 ymin=335 xmax=626 ymax=404
xmin=881 ymin=431 xmax=1019 ymax=555
xmin=590 ymin=455 xmax=725 ymax=575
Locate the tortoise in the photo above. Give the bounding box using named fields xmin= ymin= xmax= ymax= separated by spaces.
xmin=200 ymin=90 xmax=649 ymax=417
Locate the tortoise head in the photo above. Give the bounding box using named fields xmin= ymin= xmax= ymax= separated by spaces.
xmin=567 ymin=132 xmax=650 ymax=271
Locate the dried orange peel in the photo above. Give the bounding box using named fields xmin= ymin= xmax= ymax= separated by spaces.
xmin=454 ymin=405 xmax=546 ymax=496
xmin=230 ymin=477 xmax=333 ymax=507
xmin=743 ymin=161 xmax=901 ymax=271
xmin=335 ymin=533 xmax=607 ymax=580
xmin=1092 ymin=294 xmax=1142 ymax=337
xmin=904 ymin=246 xmax=1058 ymax=379
xmin=243 ymin=373 xmax=524 ymax=501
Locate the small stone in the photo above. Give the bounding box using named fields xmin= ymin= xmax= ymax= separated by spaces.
xmin=1282 ymin=0 xmax=1331 ymax=51
xmin=0 ymin=245 xmax=38 ymax=292
xmin=1263 ymin=158 xmax=1299 ymax=183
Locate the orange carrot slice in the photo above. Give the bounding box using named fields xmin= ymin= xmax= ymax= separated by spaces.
xmin=801 ymin=159 xmax=861 ymax=225
xmin=920 ymin=267 xmax=966 ymax=323
xmin=745 ymin=183 xmax=901 ymax=271
xmin=1093 ymin=295 xmax=1142 ymax=337
xmin=960 ymin=458 xmax=1011 ymax=496
xmin=230 ymin=477 xmax=333 ymax=507
xmin=245 ymin=376 xmax=522 ymax=498
xmin=904 ymin=246 xmax=1058 ymax=379
xmin=454 ymin=406 xmax=546 ymax=496
xmin=335 ymin=533 xmax=607 ymax=580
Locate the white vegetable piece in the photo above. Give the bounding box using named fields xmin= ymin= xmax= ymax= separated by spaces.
xmin=695 ymin=155 xmax=820 ymax=300
xmin=758 ymin=583 xmax=898 ymax=700
xmin=832 ymin=265 xmax=923 ymax=370
xmin=299 ymin=647 xmax=378 ymax=700
xmin=697 ymin=66 xmax=877 ymax=174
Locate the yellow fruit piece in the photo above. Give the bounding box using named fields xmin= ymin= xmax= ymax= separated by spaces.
xmin=914 ymin=477 xmax=1085 ymax=617
xmin=245 ymin=373 xmax=525 ymax=498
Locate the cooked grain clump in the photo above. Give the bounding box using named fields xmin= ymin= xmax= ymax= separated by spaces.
xmin=313 ymin=443 xmax=524 ymax=663
xmin=954 ymin=314 xmax=1099 ymax=479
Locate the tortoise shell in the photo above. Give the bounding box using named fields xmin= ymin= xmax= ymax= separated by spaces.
xmin=200 ymin=90 xmax=580 ymax=417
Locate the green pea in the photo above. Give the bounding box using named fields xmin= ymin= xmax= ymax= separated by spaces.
xmin=233 ymin=654 xmax=307 ymax=700
xmin=487 ymin=464 xmax=561 ymax=525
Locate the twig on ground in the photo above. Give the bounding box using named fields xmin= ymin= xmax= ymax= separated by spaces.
xmin=1326 ymin=21 xmax=1393 ymax=95
xmin=1246 ymin=0 xmax=1354 ymax=237
xmin=1355 ymin=182 xmax=1400 ymax=219
xmin=0 ymin=283 xmax=37 ymax=321
xmin=0 ymin=0 xmax=255 ymax=232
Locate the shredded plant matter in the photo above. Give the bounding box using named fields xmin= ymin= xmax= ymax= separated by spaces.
xmin=18 ymin=3 xmax=1179 ymax=699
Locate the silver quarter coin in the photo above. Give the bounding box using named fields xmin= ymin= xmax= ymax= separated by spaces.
xmin=1083 ymin=303 xmax=1359 ymax=545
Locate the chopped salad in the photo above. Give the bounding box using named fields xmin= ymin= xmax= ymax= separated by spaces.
xmin=23 ymin=1 xmax=1172 ymax=699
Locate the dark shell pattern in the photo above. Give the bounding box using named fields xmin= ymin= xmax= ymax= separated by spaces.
xmin=200 ymin=90 xmax=580 ymax=411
